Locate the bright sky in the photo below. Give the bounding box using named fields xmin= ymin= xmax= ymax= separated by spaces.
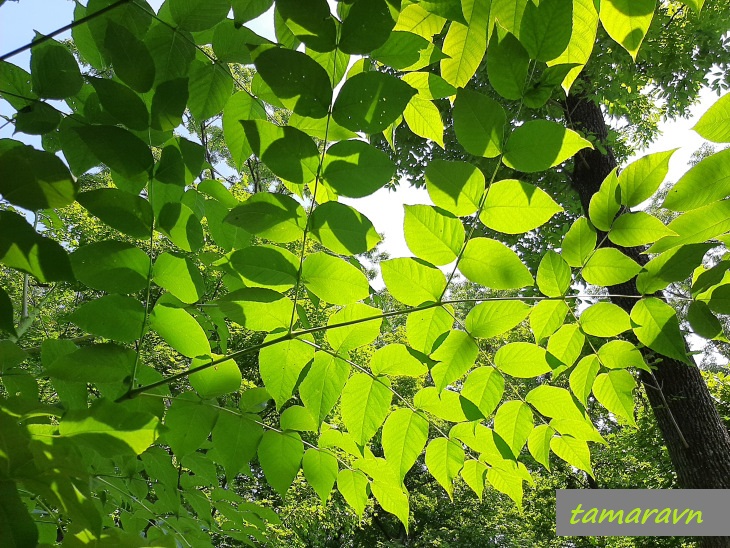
xmin=0 ymin=0 xmax=724 ymax=262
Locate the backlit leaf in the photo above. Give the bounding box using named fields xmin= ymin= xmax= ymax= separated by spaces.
xmin=258 ymin=431 xmax=304 ymax=496
xmin=425 ymin=437 xmax=464 ymax=499
xmin=579 ymin=302 xmax=631 ymax=337
xmin=536 ymin=251 xmax=571 ymax=297
xmin=382 ymin=258 xmax=446 ymax=306
xmin=425 ymin=159 xmax=485 ymax=217
xmin=326 ymin=303 xmax=383 ymax=351
xmin=459 ymin=238 xmax=533 ymax=290
xmin=259 ymin=335 xmax=315 ymax=410
xmin=592 ymin=370 xmax=637 ymax=426
xmin=694 ymin=92 xmax=730 ymax=143
xmin=382 ymin=408 xmax=429 ymax=482
xmin=662 ymin=148 xmax=730 ymax=212
xmin=404 ymin=205 xmax=464 ymax=266
xmin=630 ymin=297 xmax=691 ymax=364
xmin=599 ymin=0 xmax=655 ymax=60
xmin=582 ymin=248 xmax=641 ymax=287
xmin=493 ymin=400 xmax=533 ymax=457
xmin=465 ymin=301 xmax=531 ymax=338
xmin=481 ymin=180 xmax=563 ymax=235
xmin=302 ymin=252 xmax=371 ymax=305
xmin=71 ymin=240 xmax=150 ymax=294
xmin=225 ymin=193 xmax=307 ymax=243
xmin=495 ymin=342 xmax=551 ymax=378
xmin=430 ymin=330 xmax=478 ymax=392
xmin=461 ymin=367 xmax=505 ymax=418
xmin=453 ymin=88 xmax=506 ymax=158
xmin=310 ymin=201 xmax=381 ymax=255
xmin=322 ymin=139 xmax=396 ymax=198
xmin=341 ymin=373 xmax=392 ymax=445
xmin=503 ymin=120 xmax=592 ymax=173
xmin=618 ymin=149 xmax=676 ymax=207
xmin=302 ymin=449 xmax=338 ymax=504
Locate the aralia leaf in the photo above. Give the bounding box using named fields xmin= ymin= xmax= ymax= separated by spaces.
xmin=404 ymin=205 xmax=465 ymax=266
xmin=519 ymin=0 xmax=572 ymax=62
xmin=662 ymin=148 xmax=730 ymax=212
xmin=579 ymin=302 xmax=631 ymax=337
xmin=302 ymin=252 xmax=371 ymax=305
xmin=189 ymin=355 xmax=242 ymax=398
xmin=582 ymin=248 xmax=642 ymax=287
xmin=153 ymin=253 xmax=205 ymax=304
xmin=337 ymin=470 xmax=369 ymax=519
xmin=618 ymin=149 xmax=677 ymax=207
xmin=169 ymin=0 xmax=230 ymax=31
xmin=300 ymin=352 xmax=350 ymax=425
xmin=425 ymin=437 xmax=464 ymax=499
xmin=608 ymin=212 xmax=676 ymax=247
xmin=77 ymin=189 xmax=153 ymax=239
xmin=536 ymin=251 xmax=571 ymax=297
xmin=382 ymin=408 xmax=429 ymax=482
xmin=486 ymin=26 xmax=530 ymax=100
xmin=550 ymin=436 xmax=593 ymax=476
xmin=425 ymin=159 xmax=485 ymax=217
xmin=277 ymin=0 xmax=337 ymax=53
xmin=461 ymin=367 xmax=505 ymax=418
xmin=188 ymin=60 xmax=233 ymax=120
xmin=562 ymin=217 xmax=597 ymax=267
xmin=529 ymin=299 xmax=568 ymax=343
xmin=370 ymin=344 xmax=428 ymax=377
xmin=459 ymin=238 xmax=533 ymax=290
xmin=30 ymin=38 xmax=83 ymax=99
xmin=403 ymin=95 xmax=445 ymax=148
xmin=338 ymin=0 xmax=397 ymax=54
xmin=382 ymin=258 xmax=446 ymax=306
xmin=453 ymin=88 xmax=506 ymax=158
xmin=503 ymin=120 xmax=592 ymax=173
xmin=630 ymin=297 xmax=691 ymax=364
xmin=341 ymin=373 xmax=392 ymax=445
xmin=224 ymin=244 xmax=300 ymax=292
xmin=465 ymin=301 xmax=531 ymax=339
xmin=407 ymin=305 xmax=454 ymax=354
xmin=258 ymin=430 xmax=304 ymax=497
xmin=528 ymin=424 xmax=555 ymax=470
xmin=68 ymin=295 xmax=145 ymax=343
xmin=570 ymin=354 xmax=600 ymax=405
xmin=149 ymin=301 xmax=211 ymax=359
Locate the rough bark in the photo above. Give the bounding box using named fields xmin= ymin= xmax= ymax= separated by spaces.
xmin=564 ymin=92 xmax=730 ymax=548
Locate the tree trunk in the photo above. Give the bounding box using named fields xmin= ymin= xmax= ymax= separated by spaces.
xmin=564 ymin=91 xmax=730 ymax=548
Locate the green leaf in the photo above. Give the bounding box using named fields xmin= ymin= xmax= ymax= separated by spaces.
xmin=322 ymin=139 xmax=396 ymax=198
xmin=687 ymin=301 xmax=726 ymax=340
xmin=407 ymin=305 xmax=454 ymax=354
xmin=570 ymin=354 xmax=600 ymax=405
xmin=618 ymin=149 xmax=677 ymax=207
xmin=591 ymin=170 xmax=623 ymax=230
xmin=232 ymin=0 xmax=273 ymax=24
xmin=529 ymin=299 xmax=568 ymax=343
xmin=528 ymin=424 xmax=555 ymax=470
xmin=461 ymin=460 xmax=488 ymax=498
xmin=153 ymin=253 xmax=205 ymax=304
xmin=592 ymin=370 xmax=637 ymax=426
xmin=150 ymin=78 xmax=189 ymax=131
xmin=461 ymin=367 xmax=505 ymax=418
xmin=519 ymin=0 xmax=572 ymax=61
xmin=694 ymin=93 xmax=730 ymax=143
xmin=562 ymin=217 xmax=597 ymax=267
xmin=582 ymin=248 xmax=641 ymax=286
xmin=211 ymin=412 xmax=263 ymax=480
xmin=277 ymin=0 xmax=337 ymax=52
xmin=648 ymin=200 xmax=730 ymax=254
xmin=487 ymin=461 xmax=527 ymax=509
xmin=487 ymin=28 xmax=529 ymax=102
xmin=547 ymin=0 xmax=598 ymax=92
xmin=222 ymin=92 xmax=267 ymax=170
xmin=637 ymin=244 xmax=713 ymax=295
xmin=0 ymin=479 xmax=38 ymax=547
xmin=187 ymin=60 xmax=233 ymax=120
xmin=370 ymin=344 xmax=428 ymax=377
xmin=302 ymin=449 xmax=338 ymax=504
xmin=258 ymin=431 xmax=304 ymax=496
xmin=215 ymin=288 xmax=294 ymax=331
xmin=14 ymin=101 xmax=62 ymax=135
xmin=453 ymin=88 xmax=506 ymax=158
xmin=225 ymin=244 xmax=299 ymax=292
xmin=394 ymin=4 xmax=448 ymax=38
xmin=30 ymin=38 xmax=82 ymax=99
xmin=404 ymin=205 xmax=464 ymax=266
xmin=608 ymin=212 xmax=676 ymax=247
xmin=45 ymin=343 xmax=135 ymax=383
xmin=326 ymin=303 xmax=383 ymax=351
xmin=77 ymin=189 xmax=153 ymax=239
xmin=310 ymin=201 xmax=381 ymax=255
xmin=382 ymin=258 xmax=446 ymax=306
xmin=525 ymin=385 xmax=585 ymax=421
xmin=108 ymin=22 xmax=156 ymax=92
xmin=503 ymin=120 xmax=592 ymax=173
xmin=465 ymin=301 xmax=531 ymax=338
xmin=481 ymin=180 xmax=563 ymax=235
xmin=414 ymin=387 xmax=471 ymax=422
xmin=300 ymin=352 xmax=350 ymax=424
xmin=303 ymin=252 xmax=371 ymax=305
xmin=0 ymin=142 xmax=77 ymax=210
xmin=241 ymin=120 xmax=320 ymax=185
xmin=430 ymin=330 xmax=479 ymax=392
xmin=0 ymin=287 xmax=15 ymax=338
xmin=333 ymin=72 xmax=417 ymax=133
xmin=150 ymin=301 xmax=211 ymax=359
xmin=630 ymin=297 xmax=690 ymax=364
xmin=253 ymin=46 xmax=332 ymax=119
xmin=281 ymin=405 xmax=318 ymax=431
xmin=72 ymin=125 xmax=154 ymax=179
xmin=189 ymin=355 xmax=242 ymax=398
xmin=372 ymin=31 xmax=447 ymax=71
xmin=0 ymin=211 xmax=73 ymax=283
xmin=536 ymin=251 xmax=571 ymax=297
xmin=71 ymin=240 xmax=150 ymax=294
xmin=662 ymin=148 xmax=730 ymax=212
xmin=68 ymin=295 xmax=145 ymax=343
xmin=60 ymin=399 xmax=161 ymax=456
xmin=425 ymin=159 xmax=485 ymax=217
xmin=164 ymin=393 xmax=218 ymax=457
xmin=403 ymin=95 xmax=445 ymax=147
xmin=402 ymin=71 xmax=457 ymax=100
xmin=88 ymin=77 xmax=149 ymax=130
xmin=225 ymin=192 xmax=307 ymax=243
xmin=259 ymin=336 xmax=315 ymax=410
xmin=550 ymin=418 xmax=605 ymax=444
xmin=579 ymin=302 xmax=631 ymax=337
xmin=156 ymin=202 xmax=204 ymax=253
xmin=495 ymin=342 xmax=551 ymax=378
xmin=597 ymin=340 xmax=649 ymax=371
xmin=170 ymin=0 xmax=230 ymax=31
xmin=0 ymin=61 xmax=36 ymax=109
xmin=493 ymin=400 xmax=533 ymax=458
xmin=212 ymin=21 xmax=270 ymax=64
xmin=599 ymin=0 xmax=655 ymax=60
xmin=338 ymin=0 xmax=397 ymax=54
xmin=550 ymin=436 xmax=593 ymax=476
xmin=440 ymin=0 xmax=490 ymax=87
xmin=547 ymin=324 xmax=585 ymax=370
xmin=425 ymin=437 xmax=464 ymax=499
xmin=382 ymin=408 xmax=429 ymax=482
xmin=337 ymin=470 xmax=370 ymax=519
xmin=341 ymin=373 xmax=392 ymax=445
xmin=459 ymin=238 xmax=533 ymax=290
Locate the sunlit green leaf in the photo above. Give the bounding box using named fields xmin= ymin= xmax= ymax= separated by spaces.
xmin=225 ymin=192 xmax=307 ymax=243
xmin=662 ymin=148 xmax=730 ymax=212
xmin=370 ymin=344 xmax=428 ymax=377
xmin=579 ymin=302 xmax=631 ymax=337
xmin=382 ymin=408 xmax=429 ymax=482
xmin=550 ymin=436 xmax=593 ymax=476
xmin=536 ymin=251 xmax=571 ymax=297
xmin=503 ymin=120 xmax=592 ymax=173
xmin=618 ymin=149 xmax=676 ymax=207
xmin=258 ymin=430 xmax=304 ymax=496
xmin=382 ymin=258 xmax=446 ymax=306
xmin=493 ymin=400 xmax=533 ymax=458
xmin=310 ymin=201 xmax=381 ymax=255
xmin=322 ymin=139 xmax=396 ymax=198
xmin=69 ymin=295 xmax=145 ymax=343
xmin=495 ymin=342 xmax=551 ymax=378
xmin=459 ymin=238 xmax=533 ymax=290
xmin=341 ymin=373 xmax=392 ymax=445
xmin=71 ymin=240 xmax=150 ymax=294
xmin=461 ymin=367 xmax=505 ymax=418
xmin=150 ymin=300 xmax=211 ymax=359
xmin=404 ymin=205 xmax=464 ymax=266
xmin=259 ymin=335 xmax=315 ymax=410
xmin=465 ymin=300 xmax=531 ymax=338
xmin=300 ymin=352 xmax=350 ymax=424
xmin=303 ymin=449 xmax=338 ymax=504
xmin=599 ymin=0 xmax=655 ymax=60
xmin=562 ymin=217 xmax=597 ymax=267
xmin=453 ymin=88 xmax=506 ymax=158
xmin=569 ymin=354 xmax=600 ymax=405
xmin=582 ymin=248 xmax=641 ymax=287
xmin=441 ymin=0 xmax=490 ymax=87
xmin=189 ymin=355 xmax=242 ymax=398
xmin=425 ymin=159 xmax=485 ymax=217
xmin=326 ymin=303 xmax=382 ymax=351
xmin=425 ymin=437 xmax=464 ymax=499
xmin=529 ymin=299 xmax=568 ymax=343
xmin=597 ymin=340 xmax=649 ymax=372
xmin=592 ymin=370 xmax=637 ymax=426
xmin=608 ymin=212 xmax=676 ymax=247
xmin=630 ymin=297 xmax=691 ymax=364
xmin=430 ymin=329 xmax=478 ymax=392
xmin=481 ymin=180 xmax=563 ymax=235
xmin=303 ymin=252 xmax=371 ymax=305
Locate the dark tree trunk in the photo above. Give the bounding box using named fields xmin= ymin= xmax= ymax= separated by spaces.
xmin=564 ymin=91 xmax=730 ymax=548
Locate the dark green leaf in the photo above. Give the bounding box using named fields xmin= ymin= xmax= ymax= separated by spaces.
xmin=333 ymin=72 xmax=417 ymax=134
xmin=0 ymin=479 xmax=38 ymax=548
xmin=170 ymin=0 xmax=231 ymax=31
xmin=188 ymin=60 xmax=234 ymax=120
xmin=69 ymin=295 xmax=145 ymax=343
xmin=225 ymin=192 xmax=307 ymax=243
xmin=71 ymin=240 xmax=150 ymax=294
xmin=0 ymin=287 xmax=15 ymax=337
xmin=630 ymin=298 xmax=691 ymax=364
xmin=0 ymin=211 xmax=73 ymax=283
xmin=425 ymin=159 xmax=484 ymax=217
xmin=153 ymin=252 xmax=205 ymax=304
xmin=225 ymin=244 xmax=300 ymax=292
xmin=0 ymin=141 xmax=77 ymax=209
xmin=30 ymin=38 xmax=82 ymax=99
xmin=145 ymin=22 xmax=195 ymax=85
xmin=72 ymin=125 xmax=154 ymax=179
xmin=105 ymin=22 xmax=156 ymax=93
xmin=258 ymin=431 xmax=304 ymax=496
xmin=487 ymin=28 xmax=530 ymax=100
xmin=339 ymin=0 xmax=398 ymax=54
xmin=503 ymin=120 xmax=592 ymax=173
xmin=322 ymin=139 xmax=396 ymax=198
xmin=519 ymin=0 xmax=572 ymax=62
xmin=0 ymin=60 xmax=37 ymax=109
xmin=453 ymin=88 xmax=506 ymax=158
xmin=77 ymin=188 xmax=153 ymax=239
xmin=45 ymin=343 xmax=135 ymax=383
xmin=310 ymin=201 xmax=382 ymax=255
xmin=88 ymin=77 xmax=149 ymax=130
xmin=14 ymin=102 xmax=62 ymax=135
xmin=277 ymin=0 xmax=337 ymax=52
xmin=232 ymin=0 xmax=274 ymax=24
xmin=459 ymin=238 xmax=533 ymax=289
